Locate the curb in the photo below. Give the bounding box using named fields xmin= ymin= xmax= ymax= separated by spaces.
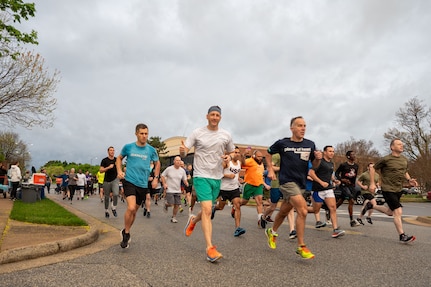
xmin=416 ymin=216 xmax=431 ymax=225
xmin=0 ymin=196 xmax=106 ymax=265
xmin=0 ymin=226 xmax=99 ymax=264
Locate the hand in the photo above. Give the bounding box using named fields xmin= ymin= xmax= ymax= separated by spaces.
xmin=117 ymin=171 xmax=125 ymax=180
xmin=314 ymin=150 xmax=323 ymax=160
xmin=179 ymin=140 xmax=187 ymax=156
xmin=409 ymin=178 xmax=418 ymax=187
xmin=267 ymin=170 xmax=276 ymax=180
xmin=369 ymin=183 xmax=376 ymax=193
xmin=221 ymin=154 xmax=230 ymax=162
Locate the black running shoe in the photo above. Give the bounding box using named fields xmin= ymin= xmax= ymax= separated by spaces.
xmin=112 ymin=209 xmax=117 ymax=217
xmin=120 ymin=229 xmax=131 ymax=248
xmin=361 ymin=202 xmax=374 ymax=216
xmin=143 ymin=208 xmax=147 ymax=217
xmin=366 ymin=217 xmax=373 ymax=224
xmin=400 ymin=233 xmax=416 ymax=244
xmin=105 ymin=212 xmax=109 ymax=218
xmin=357 ymin=218 xmax=364 ymax=225
xmin=259 ymin=216 xmax=267 ymax=229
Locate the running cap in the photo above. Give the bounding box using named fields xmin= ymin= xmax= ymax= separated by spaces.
xmin=208 ymin=105 xmax=221 ymax=114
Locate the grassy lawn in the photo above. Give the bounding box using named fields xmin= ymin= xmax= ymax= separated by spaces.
xmin=10 ymin=199 xmax=87 ymax=226
xmin=401 ymin=194 xmax=428 ymax=202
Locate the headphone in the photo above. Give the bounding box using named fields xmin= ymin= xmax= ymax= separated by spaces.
xmin=252 ymin=150 xmax=257 ymax=158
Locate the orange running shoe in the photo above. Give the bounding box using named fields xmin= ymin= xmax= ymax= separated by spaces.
xmin=206 ymin=246 xmax=223 ymax=262
xmin=184 ymin=215 xmax=196 ymax=237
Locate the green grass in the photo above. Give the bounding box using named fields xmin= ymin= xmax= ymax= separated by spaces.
xmin=401 ymin=194 xmax=428 ymax=202
xmin=10 ymin=199 xmax=87 ymax=226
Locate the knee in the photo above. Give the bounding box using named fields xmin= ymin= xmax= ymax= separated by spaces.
xmin=296 ymin=206 xmax=308 ymax=218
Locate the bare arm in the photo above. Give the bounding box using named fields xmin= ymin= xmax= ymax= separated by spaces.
xmin=309 ymin=168 xmax=329 ymax=188
xmin=116 ymin=155 xmax=125 ymax=179
xmin=264 ymin=152 xmax=276 ymax=180
xmin=369 ymin=165 xmax=376 ymax=192
xmin=151 ymin=160 xmax=161 ymax=189
xmin=405 ymin=172 xmax=418 ymax=187
xmin=179 ymin=140 xmax=189 ymax=158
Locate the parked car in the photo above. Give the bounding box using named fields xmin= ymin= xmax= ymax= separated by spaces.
xmin=427 ymin=191 xmax=431 ymax=201
xmin=402 ymin=187 xmax=420 ymax=194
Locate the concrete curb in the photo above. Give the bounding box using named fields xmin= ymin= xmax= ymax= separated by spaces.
xmin=0 ymin=195 xmax=108 ymax=265
xmin=416 ymin=216 xmax=431 ymax=225
xmin=0 ymin=227 xmax=99 ymax=264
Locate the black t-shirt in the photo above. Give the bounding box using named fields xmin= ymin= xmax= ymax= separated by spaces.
xmin=268 ymin=137 xmax=316 ymax=189
xmin=312 ymin=159 xmax=334 ymax=192
xmin=335 ymin=162 xmax=359 ymax=186
xmin=100 ymin=157 xmax=117 ymax=182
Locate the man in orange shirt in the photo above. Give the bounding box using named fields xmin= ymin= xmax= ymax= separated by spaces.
xmin=240 ymin=150 xmax=266 ymax=228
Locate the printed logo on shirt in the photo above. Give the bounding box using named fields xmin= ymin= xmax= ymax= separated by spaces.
xmin=284 ymin=147 xmax=311 ymax=161
xmin=131 ymin=153 xmax=148 ymax=161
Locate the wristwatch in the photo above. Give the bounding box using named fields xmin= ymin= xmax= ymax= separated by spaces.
xmin=154 ymin=175 xmax=160 ymax=179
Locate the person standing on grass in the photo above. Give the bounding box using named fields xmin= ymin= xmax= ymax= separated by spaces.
xmin=7 ymin=161 xmax=21 ymax=201
xmin=181 ymin=105 xmax=235 ymax=263
xmin=117 ymin=123 xmax=160 ymax=249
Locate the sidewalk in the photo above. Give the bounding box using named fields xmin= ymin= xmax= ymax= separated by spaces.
xmin=0 ymin=195 xmax=117 ymax=265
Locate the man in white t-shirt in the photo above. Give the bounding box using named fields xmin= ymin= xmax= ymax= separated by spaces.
xmin=211 ymin=146 xmax=245 ymax=237
xmin=180 ymin=105 xmax=235 ymax=263
xmin=161 ymin=156 xmax=189 ymax=223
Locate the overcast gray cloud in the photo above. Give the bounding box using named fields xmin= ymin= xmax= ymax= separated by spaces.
xmin=11 ymin=0 xmax=431 ymax=169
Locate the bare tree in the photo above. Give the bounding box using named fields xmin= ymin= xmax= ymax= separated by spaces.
xmin=384 ymin=97 xmax=431 ymax=160
xmin=384 ymin=97 xmax=431 ymax=190
xmin=0 ymin=50 xmax=59 ymax=128
xmin=0 ymin=131 xmax=31 ymax=168
xmin=335 ymin=137 xmax=381 ymax=173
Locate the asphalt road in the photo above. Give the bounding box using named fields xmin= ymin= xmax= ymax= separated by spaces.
xmin=0 ymin=195 xmax=430 ymax=287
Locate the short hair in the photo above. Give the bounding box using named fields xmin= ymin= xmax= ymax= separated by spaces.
xmin=290 ymin=116 xmax=303 ymax=127
xmin=390 ymin=138 xmax=401 ymax=147
xmin=107 ymin=146 xmax=114 ymax=151
xmin=323 ymin=145 xmax=333 ymax=151
xmin=346 ymin=150 xmax=354 ymax=158
xmin=135 ymin=123 xmax=148 ymax=133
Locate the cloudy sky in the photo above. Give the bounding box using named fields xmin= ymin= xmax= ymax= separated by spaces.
xmin=13 ymin=0 xmax=431 ymax=169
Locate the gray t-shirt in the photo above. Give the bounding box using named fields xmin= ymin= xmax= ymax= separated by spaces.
xmin=162 ymin=166 xmax=187 ymax=193
xmin=185 ymin=126 xmax=235 ymax=180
